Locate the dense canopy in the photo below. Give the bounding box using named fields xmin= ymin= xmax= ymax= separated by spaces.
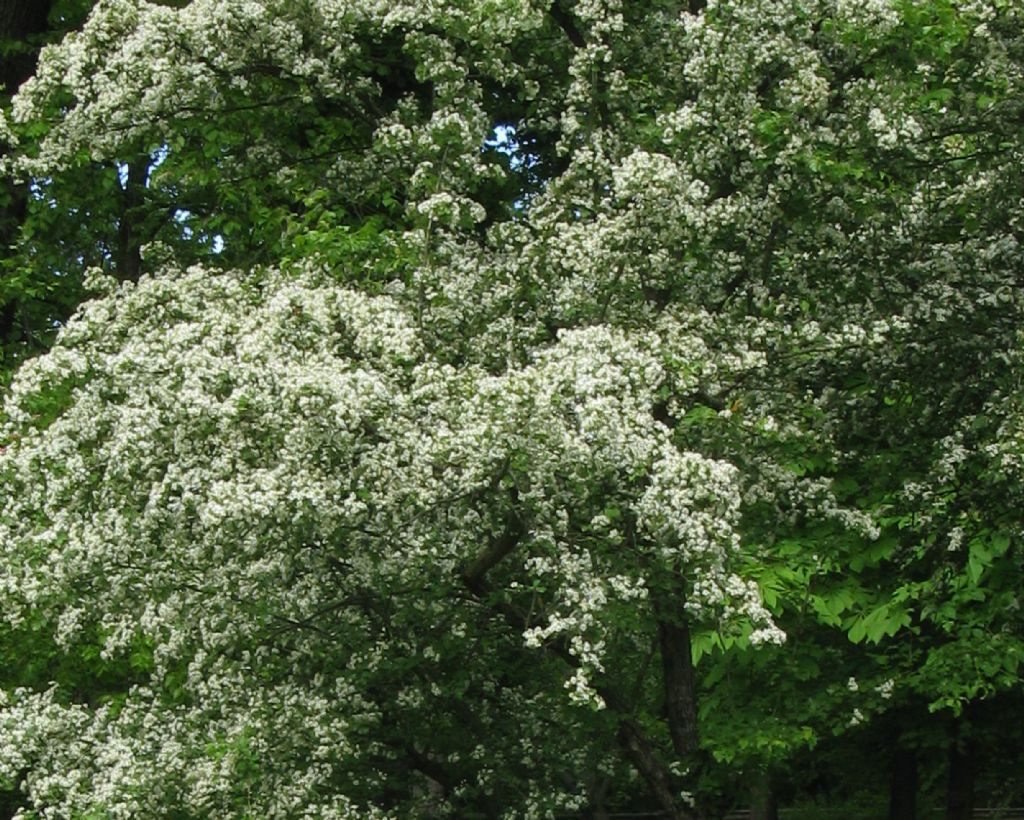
xmin=1 ymin=0 xmax=1022 ymax=817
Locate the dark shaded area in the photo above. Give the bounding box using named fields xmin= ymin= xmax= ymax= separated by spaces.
xmin=0 ymin=0 xmax=54 ymax=350
xmin=1 ymin=0 xmax=96 ymax=376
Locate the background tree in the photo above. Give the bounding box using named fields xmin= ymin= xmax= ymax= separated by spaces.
xmin=1 ymin=0 xmax=97 ymax=381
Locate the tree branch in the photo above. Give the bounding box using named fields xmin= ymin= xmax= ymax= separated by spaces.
xmin=461 ymin=504 xmax=523 ymax=593
xmin=459 ymin=547 xmax=694 ymax=820
xmin=548 ymin=1 xmax=585 ymax=49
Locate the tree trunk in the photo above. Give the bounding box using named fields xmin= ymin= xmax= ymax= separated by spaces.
xmin=658 ymin=615 xmax=700 ymax=758
xmin=888 ymin=746 xmax=918 ymax=820
xmin=616 ymin=719 xmax=694 ymax=820
xmin=587 ymin=775 xmax=611 ymax=820
xmin=946 ymin=735 xmax=974 ymax=820
xmin=750 ymin=770 xmax=778 ymax=820
xmin=115 ymin=157 xmax=149 ymax=282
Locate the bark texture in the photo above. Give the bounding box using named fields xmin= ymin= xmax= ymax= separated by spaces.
xmin=888 ymin=746 xmax=918 ymax=820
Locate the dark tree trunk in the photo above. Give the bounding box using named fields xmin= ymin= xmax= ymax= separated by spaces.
xmin=115 ymin=157 xmax=149 ymax=282
xmin=889 ymin=746 xmax=918 ymax=820
xmin=616 ymin=719 xmax=694 ymax=820
xmin=586 ymin=775 xmax=611 ymax=820
xmin=658 ymin=615 xmax=700 ymax=758
xmin=946 ymin=735 xmax=974 ymax=820
xmin=750 ymin=770 xmax=779 ymax=820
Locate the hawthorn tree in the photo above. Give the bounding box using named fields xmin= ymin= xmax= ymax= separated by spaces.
xmin=0 ymin=0 xmax=1022 ymax=817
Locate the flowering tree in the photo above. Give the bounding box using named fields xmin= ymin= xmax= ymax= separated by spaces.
xmin=1 ymin=0 xmax=1022 ymax=817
